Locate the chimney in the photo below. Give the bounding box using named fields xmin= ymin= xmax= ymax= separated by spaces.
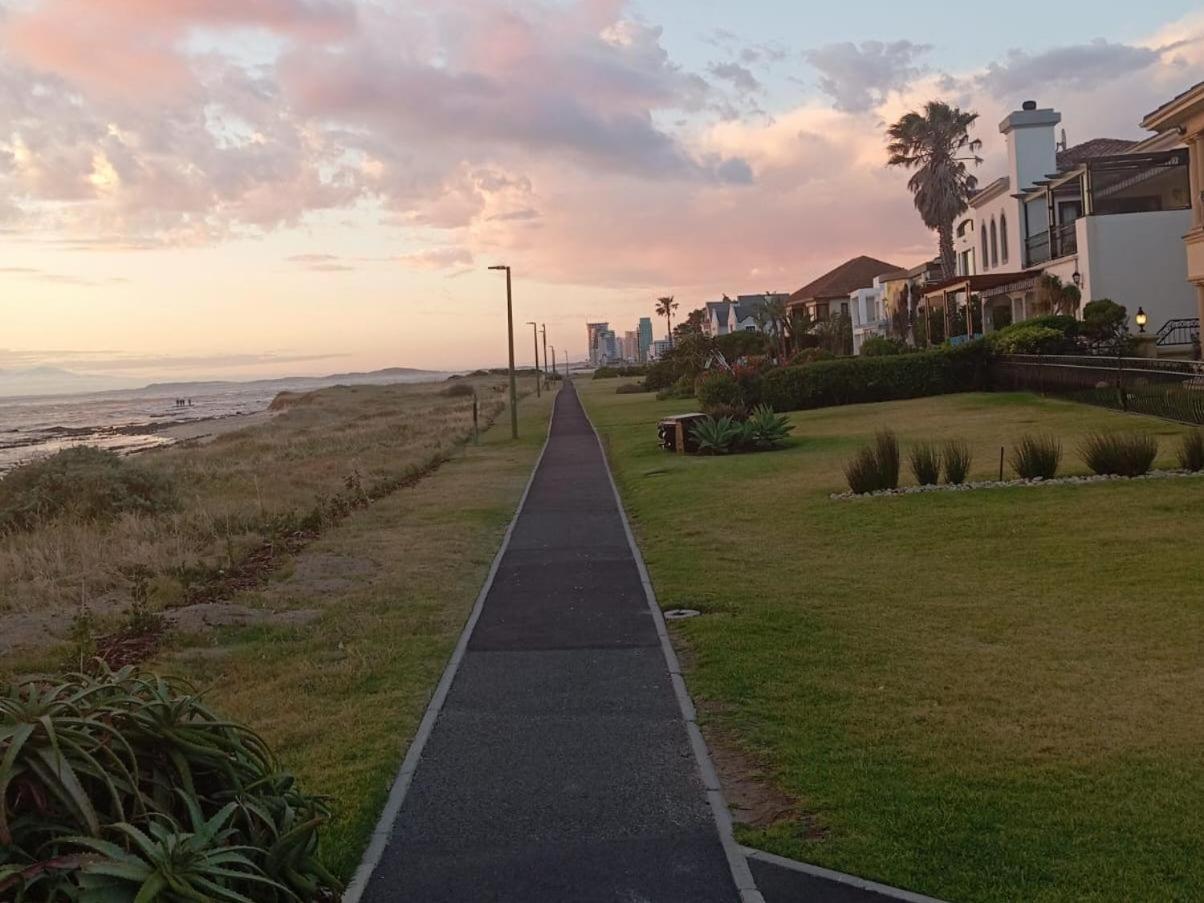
xmin=999 ymin=101 xmax=1061 ymax=194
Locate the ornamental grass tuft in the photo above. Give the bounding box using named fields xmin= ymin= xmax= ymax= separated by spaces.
xmin=1079 ymin=431 xmax=1158 ymax=477
xmin=1010 ymin=434 xmax=1062 ymax=480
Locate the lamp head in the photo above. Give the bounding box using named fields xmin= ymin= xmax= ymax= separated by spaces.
xmin=1135 ymin=306 xmax=1148 ymax=332
xmin=488 ymin=264 xmax=509 ymax=271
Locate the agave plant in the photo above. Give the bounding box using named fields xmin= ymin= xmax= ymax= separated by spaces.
xmin=746 ymin=404 xmax=793 ymax=449
xmin=690 ymin=416 xmax=743 ymax=455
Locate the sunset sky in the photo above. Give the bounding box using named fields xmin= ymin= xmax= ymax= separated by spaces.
xmin=2 ymin=0 xmax=1203 ymax=383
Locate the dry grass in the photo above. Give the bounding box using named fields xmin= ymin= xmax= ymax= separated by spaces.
xmin=0 ymin=378 xmax=509 ymax=641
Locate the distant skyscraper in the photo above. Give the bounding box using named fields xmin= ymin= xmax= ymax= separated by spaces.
xmin=623 ymin=331 xmax=638 ymax=361
xmin=637 ymin=318 xmax=653 ymax=362
xmin=586 ymin=322 xmax=608 ymax=365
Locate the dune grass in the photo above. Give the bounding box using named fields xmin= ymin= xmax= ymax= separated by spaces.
xmin=581 ymin=383 xmax=1204 ymax=903
xmin=1 ymin=378 xmax=555 ymax=882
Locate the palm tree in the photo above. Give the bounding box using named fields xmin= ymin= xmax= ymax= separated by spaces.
xmin=656 ymin=296 xmax=678 ymax=346
xmin=886 ymin=101 xmax=982 ymax=279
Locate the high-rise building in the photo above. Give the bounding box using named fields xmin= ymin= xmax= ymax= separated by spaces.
xmin=586 ymin=322 xmax=609 ymax=366
xmin=623 ymin=331 xmax=638 ymax=362
xmin=637 ymin=317 xmax=653 ymax=362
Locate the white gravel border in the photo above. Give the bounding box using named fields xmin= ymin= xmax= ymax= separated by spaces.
xmin=831 ymin=468 xmax=1204 ymax=500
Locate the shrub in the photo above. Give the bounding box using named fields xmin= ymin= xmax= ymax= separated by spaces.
xmin=1079 ymin=431 xmax=1158 ymax=477
xmin=715 ymin=330 xmax=767 ymax=361
xmin=988 ymin=324 xmax=1066 ymax=354
xmin=943 ymin=440 xmax=972 ymax=484
xmin=860 ymin=336 xmax=911 ymax=357
xmin=1178 ymin=429 xmax=1204 ymax=472
xmin=1011 ymin=434 xmax=1062 ymax=479
xmin=789 ymin=347 xmax=835 ymax=366
xmin=844 ymin=430 xmax=900 ymax=494
xmin=730 ymin=363 xmax=765 ymax=408
xmin=593 ymin=365 xmax=649 ymax=380
xmin=0 ymin=665 xmax=339 ymax=900
xmin=643 ymin=360 xmax=676 ymax=391
xmin=0 ymin=447 xmax=178 ymax=534
xmin=615 ymin=382 xmax=646 ymax=395
xmin=909 ymin=442 xmax=941 ymax=485
xmin=442 ymin=381 xmax=475 ymax=397
xmin=690 ymin=416 xmax=742 ymax=455
xmin=695 ymin=370 xmax=741 ymax=408
xmin=746 ymin=404 xmax=793 ymax=449
xmin=762 ymin=342 xmax=989 ymax=413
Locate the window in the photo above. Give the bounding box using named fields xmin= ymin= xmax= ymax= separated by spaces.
xmin=840 ymin=301 xmax=849 ymax=317
xmin=981 ymin=225 xmax=989 ymax=271
xmin=1000 ymin=214 xmax=1009 ymax=264
xmin=990 ymin=219 xmax=999 ymax=268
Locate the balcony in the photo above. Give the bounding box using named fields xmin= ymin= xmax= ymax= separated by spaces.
xmin=1025 ymin=230 xmax=1051 ymax=267
xmin=1052 ymin=221 xmax=1078 ymax=259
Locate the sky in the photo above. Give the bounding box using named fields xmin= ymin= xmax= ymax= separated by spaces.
xmin=1 ymin=0 xmax=1202 ymax=385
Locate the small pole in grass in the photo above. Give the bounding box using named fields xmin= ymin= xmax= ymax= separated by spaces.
xmin=999 ymin=446 xmax=1005 ymax=481
xmin=472 ymin=390 xmax=480 ymax=445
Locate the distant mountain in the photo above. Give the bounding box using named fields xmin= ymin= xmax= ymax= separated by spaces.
xmin=0 ymin=367 xmax=141 ymax=398
xmin=142 ymin=367 xmax=438 ymax=394
xmin=0 ymin=366 xmax=447 ymax=400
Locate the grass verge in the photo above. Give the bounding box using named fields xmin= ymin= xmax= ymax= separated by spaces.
xmin=581 ymin=383 xmax=1204 ymax=903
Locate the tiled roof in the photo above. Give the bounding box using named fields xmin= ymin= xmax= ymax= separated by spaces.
xmin=788 ymin=256 xmax=903 ymax=304
xmin=1057 ymin=138 xmax=1136 ymax=170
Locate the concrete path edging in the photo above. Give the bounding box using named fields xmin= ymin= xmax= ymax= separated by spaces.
xmin=742 ymin=847 xmax=949 ymax=903
xmin=579 ymin=385 xmax=766 ymax=903
xmin=341 ymin=392 xmax=558 ymax=903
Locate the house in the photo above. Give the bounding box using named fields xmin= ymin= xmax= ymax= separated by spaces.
xmin=787 ymin=256 xmax=903 ymax=324
xmin=704 ymin=293 xmax=789 ymax=335
xmin=936 ymin=99 xmax=1195 ymax=341
xmin=848 ymin=279 xmax=888 ymax=354
xmin=1142 ymin=81 xmax=1204 ymax=347
xmin=880 ymin=259 xmax=943 ymax=341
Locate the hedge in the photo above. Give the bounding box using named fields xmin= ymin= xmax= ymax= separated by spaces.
xmin=762 ymin=342 xmax=990 ymax=412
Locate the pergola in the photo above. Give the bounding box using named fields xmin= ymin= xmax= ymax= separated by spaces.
xmin=921 ymin=272 xmax=1038 ymax=344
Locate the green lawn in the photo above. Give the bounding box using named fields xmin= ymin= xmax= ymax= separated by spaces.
xmin=581 ymin=381 xmax=1204 ymax=903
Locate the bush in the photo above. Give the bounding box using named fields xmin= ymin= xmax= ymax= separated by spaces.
xmin=442 ymin=381 xmax=475 ymax=397
xmin=655 ymin=375 xmax=696 ymax=401
xmin=615 ymin=382 xmax=646 ymax=394
xmin=0 ymin=447 xmax=178 ymax=534
xmin=844 ymin=430 xmax=900 ymax=494
xmin=1178 ymin=429 xmax=1204 ymax=472
xmin=715 ymin=330 xmax=767 ymax=361
xmin=943 ymin=440 xmax=972 ymax=484
xmin=1079 ymin=431 xmax=1158 ymax=477
xmin=695 ymin=370 xmax=741 ymax=408
xmin=860 ymin=336 xmax=911 ymax=357
xmin=730 ymin=363 xmax=765 ymax=409
xmin=1011 ymin=434 xmax=1062 ymax=479
xmin=988 ymin=324 xmax=1066 ymax=354
xmin=0 ymin=665 xmax=338 ymax=900
xmin=593 ymin=365 xmax=649 ymax=380
xmin=789 ymin=348 xmax=835 ymax=366
xmin=762 ymin=342 xmax=989 ymax=413
xmin=643 ymin=360 xmax=676 ymax=391
xmin=690 ymin=416 xmax=743 ymax=455
xmin=909 ymin=442 xmax=941 ymax=485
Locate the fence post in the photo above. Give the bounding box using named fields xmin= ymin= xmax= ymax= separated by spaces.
xmin=1037 ymin=349 xmax=1045 ymax=397
xmin=1116 ymin=346 xmax=1127 ymax=412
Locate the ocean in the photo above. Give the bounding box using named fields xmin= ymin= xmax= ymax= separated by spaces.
xmin=0 ymin=372 xmax=448 ymax=473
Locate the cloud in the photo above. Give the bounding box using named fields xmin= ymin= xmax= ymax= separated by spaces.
xmin=0 ymin=265 xmax=124 ymax=286
xmin=977 ymin=40 xmax=1165 ymax=98
xmin=805 ymin=40 xmax=931 ymax=113
xmin=0 ymin=348 xmax=348 ymax=373
xmin=399 ymin=247 xmax=475 ymax=270
xmin=708 ymin=61 xmax=761 ymax=94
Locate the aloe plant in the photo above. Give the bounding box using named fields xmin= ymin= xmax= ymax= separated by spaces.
xmin=0 ymin=665 xmax=338 ymax=900
xmin=690 ymin=416 xmax=743 ymax=455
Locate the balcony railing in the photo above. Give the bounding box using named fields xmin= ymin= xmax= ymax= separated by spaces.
xmin=1025 ymin=230 xmax=1051 ymax=267
xmin=1052 ymin=221 xmax=1078 ymax=259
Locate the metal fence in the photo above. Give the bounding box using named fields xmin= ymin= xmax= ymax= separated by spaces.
xmin=993 ymin=354 xmax=1204 ymax=425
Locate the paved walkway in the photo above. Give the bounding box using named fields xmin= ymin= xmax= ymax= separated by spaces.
xmin=360 ymin=380 xmax=743 ymax=902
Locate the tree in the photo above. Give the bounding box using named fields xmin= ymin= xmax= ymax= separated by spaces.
xmin=1037 ymin=274 xmax=1081 ymax=316
xmin=656 ymin=296 xmax=679 ymax=346
xmin=1082 ymin=299 xmax=1128 ymax=349
xmin=886 ymin=101 xmax=982 ymax=279
xmin=674 ymin=306 xmax=707 ymax=341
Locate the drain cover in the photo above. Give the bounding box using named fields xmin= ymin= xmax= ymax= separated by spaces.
xmin=664 ymin=608 xmax=701 ymax=620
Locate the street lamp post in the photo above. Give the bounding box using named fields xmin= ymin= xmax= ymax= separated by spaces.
xmin=540 ymin=324 xmax=548 ymax=389
xmin=525 ymin=321 xmax=541 ymax=398
xmin=488 ymin=264 xmax=519 ymax=439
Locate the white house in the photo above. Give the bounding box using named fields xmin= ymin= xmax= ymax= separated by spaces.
xmin=849 ymin=277 xmax=889 ymax=354
xmin=937 ymin=100 xmax=1195 ymax=344
xmin=704 ymin=294 xmax=787 ymax=335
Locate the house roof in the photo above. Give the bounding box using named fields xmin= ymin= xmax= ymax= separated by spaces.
xmin=788 ymin=256 xmax=903 ymax=305
xmin=921 ymin=271 xmax=1038 ymax=298
xmin=1057 ymin=138 xmax=1135 ymax=170
xmin=1142 ymin=80 xmax=1204 ymax=130
xmin=969 ymin=176 xmax=1010 ymax=207
xmin=705 ymin=300 xmax=730 ymax=322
